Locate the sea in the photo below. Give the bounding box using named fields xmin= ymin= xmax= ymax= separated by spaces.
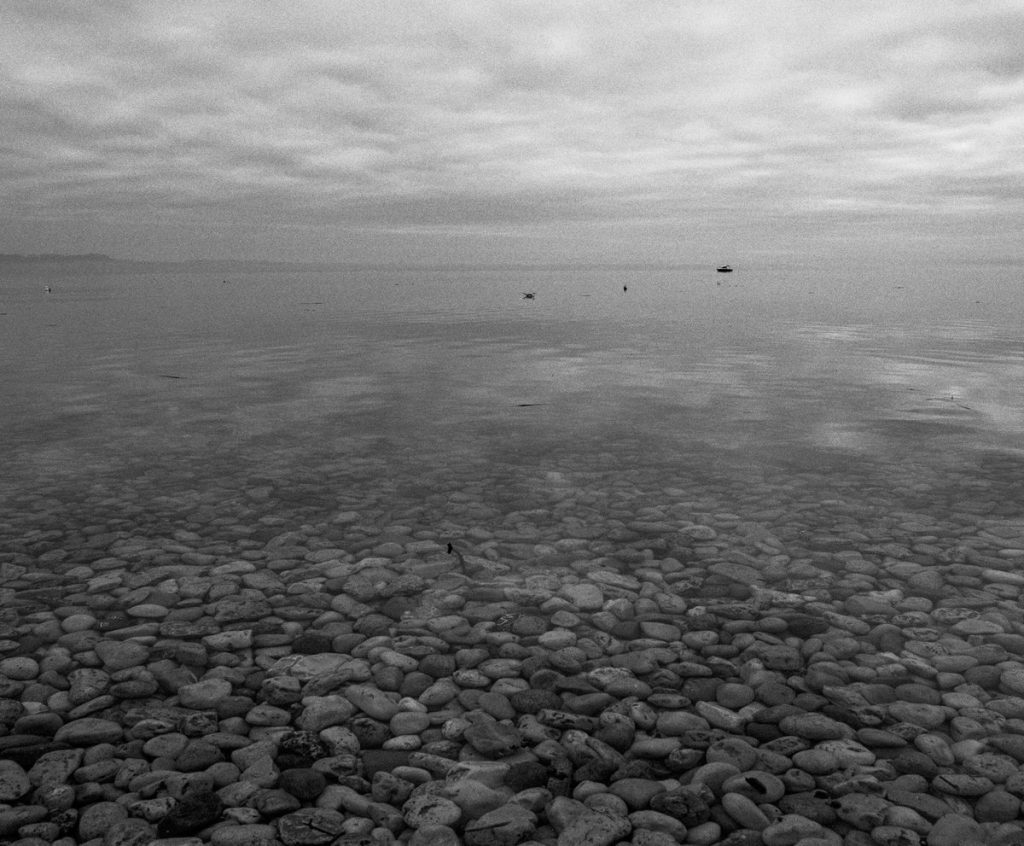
xmin=2 ymin=259 xmax=1024 ymax=575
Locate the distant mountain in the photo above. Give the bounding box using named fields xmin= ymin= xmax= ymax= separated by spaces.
xmin=0 ymin=252 xmax=118 ymax=263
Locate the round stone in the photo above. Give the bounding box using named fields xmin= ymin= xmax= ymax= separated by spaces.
xmin=0 ymin=657 xmax=39 ymax=681
xmin=0 ymin=760 xmax=31 ymax=802
xmin=279 ymin=768 xmax=327 ymax=801
xmin=778 ymin=713 xmax=852 ymax=741
xmin=716 ymin=683 xmax=756 ymax=710
xmin=178 ymin=678 xmax=233 ymax=709
xmin=403 ymin=794 xmax=462 ymax=828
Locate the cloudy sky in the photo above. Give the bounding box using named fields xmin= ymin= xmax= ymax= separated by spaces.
xmin=3 ymin=1 xmax=1023 ymax=265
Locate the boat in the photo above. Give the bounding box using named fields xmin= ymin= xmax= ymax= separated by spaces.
xmin=717 ymin=265 xmax=733 ymax=273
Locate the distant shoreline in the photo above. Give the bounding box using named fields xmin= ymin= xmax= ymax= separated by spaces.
xmin=0 ymin=254 xmax=722 ymax=273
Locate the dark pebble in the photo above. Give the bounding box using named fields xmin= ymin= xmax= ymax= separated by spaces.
xmin=291 ymin=633 xmax=335 ymax=654
xmin=419 ymin=654 xmax=457 ymax=678
xmin=279 ymin=768 xmax=327 ymax=801
xmin=348 ymin=716 xmax=391 ymax=749
xmin=276 ymin=731 xmax=331 ymax=769
xmin=509 ymin=689 xmax=562 ymax=714
xmin=400 ymin=672 xmax=435 ymax=698
xmin=650 ymin=787 xmax=711 ymax=826
xmin=506 ymin=760 xmax=549 ymax=791
xmin=361 ymin=749 xmax=412 ymax=779
xmin=784 ymin=615 xmax=830 ymax=637
xmin=892 ymin=748 xmax=940 ymax=778
xmin=156 ymin=790 xmax=224 ymax=837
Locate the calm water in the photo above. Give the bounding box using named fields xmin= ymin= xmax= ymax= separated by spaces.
xmin=2 ymin=262 xmax=1024 ymax=559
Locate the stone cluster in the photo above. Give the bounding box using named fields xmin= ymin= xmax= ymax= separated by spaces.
xmin=3 ymin=504 xmax=1024 ymax=846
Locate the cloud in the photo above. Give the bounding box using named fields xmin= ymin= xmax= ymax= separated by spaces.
xmin=1 ymin=0 xmax=1023 ymax=261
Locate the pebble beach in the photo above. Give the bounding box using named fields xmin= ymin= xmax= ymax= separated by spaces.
xmin=3 ymin=268 xmax=1024 ymax=846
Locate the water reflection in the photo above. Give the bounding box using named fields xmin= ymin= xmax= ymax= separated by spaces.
xmin=3 ymin=269 xmax=1024 ymax=495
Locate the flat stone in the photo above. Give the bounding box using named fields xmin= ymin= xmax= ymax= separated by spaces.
xmin=155 ymin=790 xmax=224 ymax=837
xmin=103 ymin=817 xmax=157 ymax=846
xmin=68 ymin=667 xmax=111 ymax=705
xmin=887 ymin=702 xmax=948 ymax=729
xmin=268 ymin=653 xmax=353 ymax=681
xmin=126 ymin=603 xmax=170 ymax=618
xmin=53 ymin=717 xmax=124 ymax=745
xmin=925 ymin=813 xmax=985 ymax=846
xmin=721 ymin=791 xmax=772 ymax=830
xmin=0 ymin=805 xmax=48 ymax=839
xmin=1000 ymin=668 xmax=1024 ymax=696
xmin=608 ymin=778 xmax=667 ymax=810
xmin=778 ymin=713 xmax=853 ymax=741
xmin=277 ymin=808 xmax=347 ymax=845
xmin=0 ymin=760 xmax=31 ymax=801
xmin=639 ymin=621 xmax=682 ymax=641
xmin=344 ymin=684 xmax=401 ymax=721
xmin=931 ymin=773 xmax=994 ymax=797
xmin=27 ymin=749 xmax=83 ymax=787
xmin=559 ymin=583 xmax=604 ymax=611
xmin=178 ymin=678 xmax=233 ymax=710
xmin=94 ymin=640 xmax=150 ymax=670
xmin=403 ymin=794 xmax=462 ymax=828
xmin=557 ymin=811 xmax=632 ymax=846
xmin=463 ymin=722 xmax=522 ymax=758
xmin=463 ymin=803 xmax=537 ymax=846
xmin=211 ymin=824 xmax=279 ymax=846
xmin=762 ymin=814 xmax=831 ymax=846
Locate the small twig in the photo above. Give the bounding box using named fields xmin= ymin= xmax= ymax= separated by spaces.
xmin=925 ymin=395 xmax=972 ymax=411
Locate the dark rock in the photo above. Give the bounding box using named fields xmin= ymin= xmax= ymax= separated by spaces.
xmin=276 ymin=730 xmax=331 ymax=769
xmin=156 ymin=791 xmax=223 ymax=837
xmin=574 ymin=758 xmax=618 ymax=783
xmin=650 ymin=787 xmax=711 ymax=826
xmin=372 ymin=665 xmax=404 ymax=692
xmin=745 ymin=722 xmax=783 ymax=743
xmin=777 ymin=792 xmax=837 ymax=825
xmin=505 ymin=760 xmax=549 ymax=791
xmin=277 ymin=808 xmax=348 ymax=845
xmin=613 ymin=759 xmax=671 ymax=781
xmin=175 ymin=739 xmax=224 ymax=771
xmin=252 ymin=788 xmax=302 ymax=816
xmin=352 ymin=614 xmax=393 ymax=637
xmin=464 ymin=722 xmax=522 ymax=758
xmin=508 ymin=689 xmax=561 ymax=714
xmin=784 ymin=614 xmax=829 ymax=637
xmin=400 ymin=672 xmax=435 ymax=698
xmin=291 ymin=633 xmax=335 ymax=654
xmin=419 ymin=654 xmax=457 ymax=678
xmin=349 ymin=716 xmax=390 ymax=749
xmin=380 ymin=596 xmax=418 ymax=621
xmin=361 ymin=749 xmax=412 ymax=779
xmin=279 ymin=768 xmax=327 ymax=802
xmin=892 ymin=748 xmax=940 ymax=778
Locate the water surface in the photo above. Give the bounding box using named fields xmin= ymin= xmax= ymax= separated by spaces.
xmin=2 ymin=262 xmax=1023 ymax=560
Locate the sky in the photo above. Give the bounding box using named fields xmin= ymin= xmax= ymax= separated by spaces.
xmin=3 ymin=1 xmax=1024 ymax=266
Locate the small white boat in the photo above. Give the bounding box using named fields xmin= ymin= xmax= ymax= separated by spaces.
xmin=716 ymin=265 xmax=733 ymax=273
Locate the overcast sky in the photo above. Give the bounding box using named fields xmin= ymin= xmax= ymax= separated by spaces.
xmin=3 ymin=1 xmax=1023 ymax=265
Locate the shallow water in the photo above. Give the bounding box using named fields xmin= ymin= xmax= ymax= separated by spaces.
xmin=5 ymin=260 xmax=1024 ymax=841
xmin=3 ymin=263 xmax=1024 ymax=550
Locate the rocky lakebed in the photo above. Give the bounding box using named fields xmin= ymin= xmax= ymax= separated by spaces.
xmin=4 ymin=502 xmax=1024 ymax=846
